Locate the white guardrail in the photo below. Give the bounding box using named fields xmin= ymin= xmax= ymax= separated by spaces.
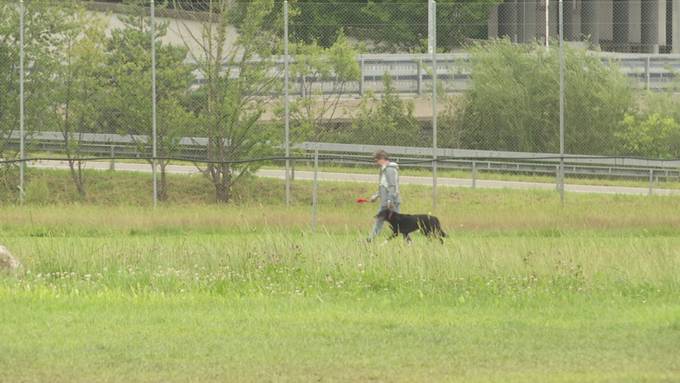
xmin=5 ymin=131 xmax=680 ymax=181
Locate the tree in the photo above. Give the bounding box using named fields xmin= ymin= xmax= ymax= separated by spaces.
xmin=345 ymin=74 xmax=423 ymax=146
xmin=103 ymin=0 xmax=194 ymax=201
xmin=0 ymin=0 xmax=78 ymax=197
xmin=0 ymin=2 xmax=21 ymax=195
xmin=445 ymin=39 xmax=633 ymax=154
xmin=49 ymin=4 xmax=108 ymax=198
xmin=288 ymin=33 xmax=360 ymax=142
xmin=618 ymin=113 xmax=680 ymax=159
xmin=241 ymin=0 xmax=497 ymax=53
xmin=175 ymin=0 xmax=281 ymax=203
xmin=617 ymin=90 xmax=680 ymax=159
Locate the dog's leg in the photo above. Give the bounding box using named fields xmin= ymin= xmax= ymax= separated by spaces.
xmin=436 ymin=226 xmax=447 ymax=243
xmin=421 ymin=227 xmax=435 ymax=241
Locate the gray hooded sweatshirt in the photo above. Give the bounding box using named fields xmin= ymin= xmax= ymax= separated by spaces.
xmin=373 ymin=162 xmax=400 ymax=208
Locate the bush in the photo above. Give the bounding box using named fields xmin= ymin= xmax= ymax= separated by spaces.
xmin=338 ymin=74 xmax=424 ymax=146
xmin=618 ymin=113 xmax=680 ymax=159
xmin=617 ymin=91 xmax=680 ymax=159
xmin=442 ymin=39 xmax=633 ymax=155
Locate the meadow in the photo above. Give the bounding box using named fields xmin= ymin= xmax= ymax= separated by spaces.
xmin=1 ymin=169 xmax=680 ymax=382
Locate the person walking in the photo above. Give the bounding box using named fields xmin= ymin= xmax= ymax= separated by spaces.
xmin=367 ymin=150 xmax=400 ymax=242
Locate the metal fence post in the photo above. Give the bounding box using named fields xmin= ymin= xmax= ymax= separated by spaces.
xmin=110 ymin=145 xmax=115 ymax=171
xmin=545 ymin=0 xmax=550 ymax=49
xmin=471 ymin=161 xmax=477 ymax=189
xmin=359 ymin=56 xmax=365 ymax=96
xmin=558 ymin=0 xmax=565 ymax=205
xmin=19 ymin=0 xmax=25 ymax=204
xmin=417 ymin=59 xmax=422 ymax=95
xmin=429 ymin=0 xmax=438 ymax=211
xmin=151 ymin=0 xmax=158 ymax=207
xmin=645 ymin=56 xmax=651 ymax=90
xmin=300 ymin=74 xmax=305 ymax=97
xmin=312 ymin=148 xmax=319 ymax=231
xmin=648 ymin=169 xmax=654 ymax=196
xmin=284 ymin=0 xmax=291 ymax=206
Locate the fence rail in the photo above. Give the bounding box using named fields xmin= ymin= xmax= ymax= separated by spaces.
xmin=6 ymin=131 xmax=680 ymax=183
xmin=190 ymin=52 xmax=680 ymax=95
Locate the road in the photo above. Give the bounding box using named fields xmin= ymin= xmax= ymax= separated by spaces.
xmin=29 ymin=159 xmax=680 ymax=196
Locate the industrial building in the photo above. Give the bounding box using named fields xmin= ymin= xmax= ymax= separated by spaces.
xmin=488 ymin=0 xmax=680 ymax=53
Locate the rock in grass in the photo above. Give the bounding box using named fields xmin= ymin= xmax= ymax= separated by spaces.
xmin=0 ymin=245 xmax=21 ymax=272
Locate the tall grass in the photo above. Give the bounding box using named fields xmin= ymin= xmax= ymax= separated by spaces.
xmin=4 ymin=185 xmax=680 ymax=234
xmin=2 ymin=182 xmax=680 ymax=382
xmin=3 ymin=223 xmax=680 ymax=300
xmin=3 ymin=180 xmax=680 ymax=299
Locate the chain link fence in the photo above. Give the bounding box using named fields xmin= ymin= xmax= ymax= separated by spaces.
xmin=0 ymin=1 xmax=20 ymax=197
xmin=287 ymin=2 xmax=430 ymax=148
xmin=3 ymin=0 xmax=680 ymax=210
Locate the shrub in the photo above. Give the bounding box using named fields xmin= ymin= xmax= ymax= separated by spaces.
xmin=442 ymin=39 xmax=633 ymax=155
xmin=617 ymin=91 xmax=680 ymax=159
xmin=341 ymin=74 xmax=424 ymax=146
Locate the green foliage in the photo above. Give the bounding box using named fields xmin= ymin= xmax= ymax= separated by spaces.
xmin=342 ymin=74 xmax=423 ymax=146
xmin=2 ymin=0 xmax=197 ymax=200
xmin=0 ymin=1 xmax=91 ymax=196
xmin=0 ymin=2 xmax=20 ymax=160
xmin=0 ymin=1 xmax=76 ymax=155
xmin=286 ymin=0 xmax=497 ymax=52
xmin=619 ymin=113 xmax=680 ymax=159
xmin=102 ymin=0 xmax=195 ymax=200
xmin=446 ymin=39 xmax=633 ymax=154
xmin=0 ymin=2 xmax=22 ymax=195
xmin=49 ymin=5 xmax=108 ymax=198
xmin=288 ymin=33 xmax=360 ymax=141
xmin=180 ymin=0 xmax=281 ymax=202
xmin=0 ymin=163 xmax=18 ymax=197
xmin=617 ymin=90 xmax=680 ymax=159
xmin=103 ymin=1 xmax=194 ymax=138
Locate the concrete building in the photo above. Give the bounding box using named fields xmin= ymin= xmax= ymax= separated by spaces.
xmin=488 ymin=0 xmax=680 ymax=53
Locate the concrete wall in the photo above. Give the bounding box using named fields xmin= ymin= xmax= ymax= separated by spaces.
xmin=88 ymin=8 xmax=238 ymax=61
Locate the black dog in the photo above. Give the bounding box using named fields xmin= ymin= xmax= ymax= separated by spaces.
xmin=376 ymin=208 xmax=447 ymax=243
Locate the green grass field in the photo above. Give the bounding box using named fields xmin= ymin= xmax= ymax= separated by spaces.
xmin=1 ymin=171 xmax=680 ymax=382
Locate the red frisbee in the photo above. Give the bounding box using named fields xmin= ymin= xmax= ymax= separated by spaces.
xmin=356 ymin=197 xmax=369 ymax=204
